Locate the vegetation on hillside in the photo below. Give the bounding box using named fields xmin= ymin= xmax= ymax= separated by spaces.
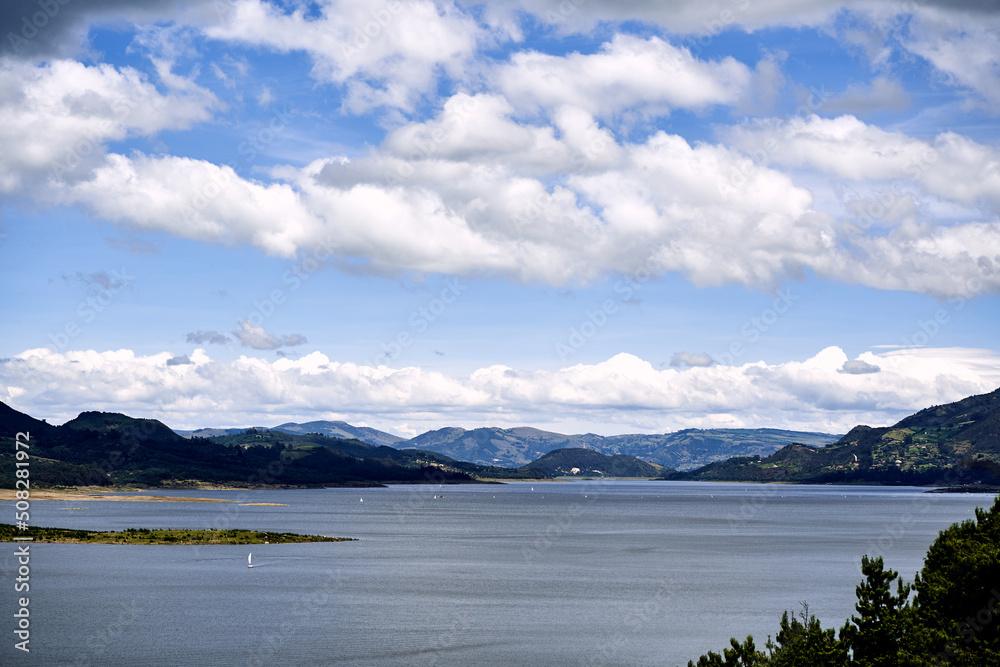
xmin=687 ymin=495 xmax=1000 ymax=666
xmin=668 ymin=388 xmax=1000 ymax=487
xmin=524 ymin=447 xmax=666 ymax=477
xmin=0 ymin=523 xmax=353 ymax=544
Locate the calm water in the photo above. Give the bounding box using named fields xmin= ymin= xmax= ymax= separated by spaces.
xmin=0 ymin=481 xmax=994 ymax=666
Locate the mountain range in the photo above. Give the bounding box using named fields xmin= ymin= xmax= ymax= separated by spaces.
xmin=181 ymin=421 xmax=838 ymax=471
xmin=2 ymin=386 xmax=998 ymax=489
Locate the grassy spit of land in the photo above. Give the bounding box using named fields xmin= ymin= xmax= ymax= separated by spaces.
xmin=0 ymin=523 xmax=354 ymax=544
xmin=0 ymin=488 xmax=234 ymax=503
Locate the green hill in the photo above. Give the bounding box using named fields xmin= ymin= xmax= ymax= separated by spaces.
xmin=672 ymin=387 xmax=1000 ymax=486
xmin=0 ymin=404 xmax=543 ymax=489
xmin=523 ymin=448 xmax=666 ymax=478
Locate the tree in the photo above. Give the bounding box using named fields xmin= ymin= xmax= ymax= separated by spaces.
xmin=688 ymin=636 xmax=767 ymax=666
xmin=903 ymin=496 xmax=1000 ymax=667
xmin=767 ymin=605 xmax=847 ymax=667
xmin=840 ymin=556 xmax=911 ymax=666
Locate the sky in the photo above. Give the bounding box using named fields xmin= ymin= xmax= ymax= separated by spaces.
xmin=0 ymin=0 xmax=998 ymax=438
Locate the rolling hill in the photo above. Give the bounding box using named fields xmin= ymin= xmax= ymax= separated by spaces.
xmin=672 ymin=387 xmax=1000 ymax=485
xmin=0 ymin=404 xmax=535 ymax=488
xmin=524 ymin=448 xmax=666 ymax=478
xmin=399 ymin=425 xmax=839 ymax=470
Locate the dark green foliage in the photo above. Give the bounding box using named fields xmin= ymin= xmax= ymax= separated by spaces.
xmin=0 ymin=523 xmax=353 ymax=544
xmin=0 ymin=402 xmax=542 ymax=488
xmin=688 ymin=496 xmax=1000 ymax=667
xmin=673 ymin=386 xmax=1000 ymax=486
xmin=840 ymin=556 xmax=910 ymax=666
xmin=688 ymin=636 xmax=767 ymax=666
xmin=523 ymin=447 xmax=665 ymax=477
xmin=903 ymin=497 xmax=1000 ymax=666
xmin=768 ymin=608 xmax=847 ymax=667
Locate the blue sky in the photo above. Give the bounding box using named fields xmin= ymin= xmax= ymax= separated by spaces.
xmin=0 ymin=0 xmax=998 ymax=437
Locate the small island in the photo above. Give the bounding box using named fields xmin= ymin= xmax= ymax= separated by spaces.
xmin=0 ymin=523 xmax=354 ymax=545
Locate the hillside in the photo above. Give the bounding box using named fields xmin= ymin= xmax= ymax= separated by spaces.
xmin=271 ymin=420 xmax=405 ymax=447
xmin=399 ymin=425 xmax=838 ymax=470
xmin=524 ymin=448 xmax=666 ymax=478
xmin=673 ymin=387 xmax=1000 ymax=485
xmin=0 ymin=403 xmax=537 ymax=489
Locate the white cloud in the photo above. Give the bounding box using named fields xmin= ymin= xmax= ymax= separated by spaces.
xmin=233 ymin=321 xmax=308 ymax=350
xmin=2 ymin=346 xmax=997 ymax=434
xmin=903 ymin=7 xmax=1000 ymax=110
xmin=44 ymin=93 xmax=998 ymax=297
xmin=497 ymin=34 xmax=753 ymax=118
xmin=724 ymin=115 xmax=1000 ymax=211
xmin=200 ymin=0 xmax=483 ymax=113
xmin=0 ymin=58 xmax=219 ymax=195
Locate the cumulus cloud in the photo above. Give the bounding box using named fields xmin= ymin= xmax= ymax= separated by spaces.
xmin=0 ymin=58 xmax=220 ymax=195
xmin=724 ymin=115 xmax=1000 ymax=211
xmin=670 ymin=352 xmax=715 ymax=368
xmin=902 ymin=7 xmax=1000 ymax=110
xmin=233 ymin=321 xmax=308 ymax=350
xmin=38 ymin=92 xmax=996 ymax=297
xmin=2 ymin=346 xmax=997 ymax=433
xmin=166 ymin=354 xmax=192 ymax=366
xmin=199 ymin=0 xmax=483 ymax=113
xmin=497 ymin=34 xmax=753 ymax=118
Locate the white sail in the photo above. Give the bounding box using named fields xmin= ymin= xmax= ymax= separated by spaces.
xmin=248 ymin=553 xmax=253 ymax=568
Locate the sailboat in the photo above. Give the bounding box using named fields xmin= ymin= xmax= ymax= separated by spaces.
xmin=248 ymin=553 xmax=253 ymax=569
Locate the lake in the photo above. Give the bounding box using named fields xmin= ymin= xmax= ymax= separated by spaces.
xmin=1 ymin=481 xmax=994 ymax=666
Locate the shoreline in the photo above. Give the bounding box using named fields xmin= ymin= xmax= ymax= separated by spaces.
xmin=0 ymin=523 xmax=354 ymax=545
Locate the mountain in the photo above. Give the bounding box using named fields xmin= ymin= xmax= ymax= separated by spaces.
xmin=0 ymin=403 xmax=536 ymax=489
xmin=673 ymin=387 xmax=1000 ymax=485
xmin=524 ymin=448 xmax=666 ymax=478
xmin=270 ymin=420 xmax=405 ymax=447
xmin=173 ymin=420 xmax=405 ymax=448
xmin=399 ymin=425 xmax=839 ymax=470
xmin=403 ymin=426 xmax=596 ymax=467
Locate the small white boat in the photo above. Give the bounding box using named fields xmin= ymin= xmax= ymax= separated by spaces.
xmin=248 ymin=553 xmax=253 ymax=569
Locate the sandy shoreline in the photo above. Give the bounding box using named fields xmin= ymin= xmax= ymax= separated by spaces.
xmin=0 ymin=490 xmax=234 ymax=503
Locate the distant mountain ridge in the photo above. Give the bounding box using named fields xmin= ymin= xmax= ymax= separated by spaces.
xmin=399 ymin=425 xmax=839 ymax=470
xmin=176 ymin=420 xmax=838 ymax=470
xmin=175 ymin=420 xmax=405 ymax=448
